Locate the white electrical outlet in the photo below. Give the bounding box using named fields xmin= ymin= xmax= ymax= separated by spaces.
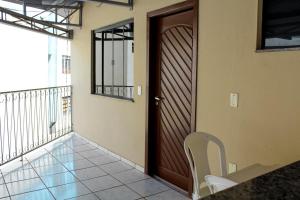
xmin=228 ymin=163 xmax=237 ymax=174
xmin=230 ymin=93 xmax=239 ymax=108
xmin=137 ymin=85 xmax=142 ymax=96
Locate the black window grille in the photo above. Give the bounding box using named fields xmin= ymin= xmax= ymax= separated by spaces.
xmin=91 ymin=19 xmax=134 ymax=101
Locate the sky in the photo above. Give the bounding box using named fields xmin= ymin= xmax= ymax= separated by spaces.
xmin=0 ymin=23 xmax=49 ymax=92
xmin=0 ymin=1 xmax=70 ymax=92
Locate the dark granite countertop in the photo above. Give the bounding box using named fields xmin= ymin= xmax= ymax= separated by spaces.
xmin=202 ymin=161 xmax=300 ymax=200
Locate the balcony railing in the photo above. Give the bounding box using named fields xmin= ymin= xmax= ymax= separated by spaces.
xmin=0 ymin=86 xmax=72 ymax=166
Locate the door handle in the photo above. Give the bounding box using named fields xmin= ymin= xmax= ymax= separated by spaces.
xmin=155 ymin=96 xmax=163 ymax=105
xmin=155 ymin=96 xmax=164 ymax=101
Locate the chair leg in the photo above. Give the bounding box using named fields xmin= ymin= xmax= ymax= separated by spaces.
xmin=192 ymin=192 xmax=201 ymax=200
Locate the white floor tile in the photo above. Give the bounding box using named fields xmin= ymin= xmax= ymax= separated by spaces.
xmin=0 ymin=135 xmax=183 ymax=200
xmin=66 ymin=193 xmax=99 ymax=200
xmin=78 ymin=149 xmax=106 ymax=159
xmin=100 ymin=161 xmax=133 ymax=174
xmin=0 ymin=184 xmax=9 ymax=199
xmin=88 ymin=155 xmax=119 ymax=166
xmin=96 ymin=185 xmax=141 ymax=200
xmin=128 ymin=179 xmax=169 ymax=197
xmin=11 ymin=189 xmax=55 ymax=200
xmin=112 ymin=169 xmax=149 ymax=184
xmin=63 ymin=159 xmax=95 ymax=171
xmin=146 ymin=190 xmax=190 ymax=200
xmin=6 ymin=178 xmax=46 ymax=195
xmin=49 ymin=182 xmax=90 ymax=200
xmin=82 ymin=175 xmax=122 ymax=192
xmin=3 ymin=168 xmax=39 ymax=183
xmin=71 ymin=166 xmax=107 ymax=181
xmin=41 ymin=172 xmax=77 ymax=187
xmin=34 ymin=164 xmax=68 ymax=176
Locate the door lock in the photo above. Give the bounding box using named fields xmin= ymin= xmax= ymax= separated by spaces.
xmin=155 ymin=96 xmax=163 ymax=105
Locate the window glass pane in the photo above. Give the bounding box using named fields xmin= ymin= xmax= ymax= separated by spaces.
xmin=265 ymin=37 xmax=300 ymax=48
xmin=95 ymin=39 xmax=102 ymax=94
xmin=104 ymin=32 xmax=114 ymax=96
xmin=125 ymin=30 xmax=134 ymax=99
xmin=114 ymin=38 xmax=125 ymax=96
xmin=93 ymin=20 xmax=134 ymax=100
xmin=263 ymin=0 xmax=300 ymax=48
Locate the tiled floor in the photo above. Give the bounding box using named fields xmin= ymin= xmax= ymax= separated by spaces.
xmin=0 ymin=134 xmax=190 ymax=200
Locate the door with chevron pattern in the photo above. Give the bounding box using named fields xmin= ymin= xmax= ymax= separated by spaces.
xmin=153 ymin=9 xmax=195 ymax=191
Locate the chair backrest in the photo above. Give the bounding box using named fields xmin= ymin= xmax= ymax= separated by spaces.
xmin=205 ymin=175 xmax=237 ymax=194
xmin=184 ymin=132 xmax=227 ymax=197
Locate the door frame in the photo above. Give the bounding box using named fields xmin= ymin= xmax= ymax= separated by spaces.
xmin=145 ymin=0 xmax=199 ymax=195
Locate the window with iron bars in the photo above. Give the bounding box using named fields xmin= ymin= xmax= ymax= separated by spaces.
xmin=62 ymin=55 xmax=71 ymax=74
xmin=91 ymin=19 xmax=134 ymax=101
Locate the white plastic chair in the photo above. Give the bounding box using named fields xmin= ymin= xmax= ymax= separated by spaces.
xmin=205 ymin=175 xmax=237 ymax=194
xmin=184 ymin=132 xmax=228 ymax=199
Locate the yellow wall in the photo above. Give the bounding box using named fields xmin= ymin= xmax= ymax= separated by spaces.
xmin=72 ymin=0 xmax=300 ymax=170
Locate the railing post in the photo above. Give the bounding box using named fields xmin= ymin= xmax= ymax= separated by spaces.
xmin=70 ymin=86 xmax=73 ymax=133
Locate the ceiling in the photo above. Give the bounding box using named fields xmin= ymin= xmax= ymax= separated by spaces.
xmin=3 ymin=0 xmax=79 ymax=6
xmin=0 ymin=0 xmax=133 ymax=39
xmin=3 ymin=0 xmax=132 ymax=7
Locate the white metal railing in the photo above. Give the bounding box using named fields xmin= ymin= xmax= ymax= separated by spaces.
xmin=0 ymin=86 xmax=72 ymax=165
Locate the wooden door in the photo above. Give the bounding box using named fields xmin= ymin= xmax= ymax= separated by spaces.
xmin=151 ymin=8 xmax=196 ymax=191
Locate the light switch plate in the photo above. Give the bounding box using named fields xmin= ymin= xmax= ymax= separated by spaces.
xmin=137 ymin=85 xmax=142 ymax=96
xmin=228 ymin=163 xmax=237 ymax=174
xmin=230 ymin=93 xmax=239 ymax=108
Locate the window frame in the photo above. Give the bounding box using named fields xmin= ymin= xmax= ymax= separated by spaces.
xmin=62 ymin=55 xmax=71 ymax=74
xmin=257 ymin=0 xmax=300 ymax=51
xmin=91 ymin=18 xmax=134 ymax=102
